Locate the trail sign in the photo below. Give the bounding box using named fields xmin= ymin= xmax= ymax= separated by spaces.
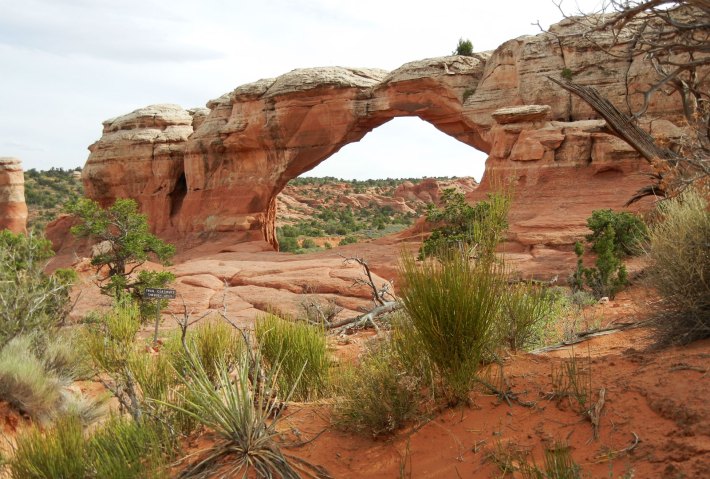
xmin=144 ymin=288 xmax=176 ymax=299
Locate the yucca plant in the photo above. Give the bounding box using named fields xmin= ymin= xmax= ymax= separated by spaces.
xmin=157 ymin=351 xmax=303 ymax=478
xmin=255 ymin=314 xmax=329 ymax=401
xmin=400 ymin=251 xmax=505 ymax=403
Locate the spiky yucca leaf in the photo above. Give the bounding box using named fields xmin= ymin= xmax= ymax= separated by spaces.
xmin=156 ymin=350 xmax=301 ymax=478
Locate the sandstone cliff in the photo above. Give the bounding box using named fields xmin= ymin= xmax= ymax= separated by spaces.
xmin=79 ymin=16 xmax=705 ymax=261
xmin=0 ymin=158 xmax=28 ymax=234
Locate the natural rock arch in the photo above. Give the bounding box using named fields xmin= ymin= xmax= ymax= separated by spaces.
xmin=81 ymin=18 xmax=702 ymax=257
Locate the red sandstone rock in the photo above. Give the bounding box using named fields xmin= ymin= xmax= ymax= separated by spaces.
xmin=78 ymin=16 xmax=707 ymax=269
xmin=0 ymin=158 xmax=28 ymax=233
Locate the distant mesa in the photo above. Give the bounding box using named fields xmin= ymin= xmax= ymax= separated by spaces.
xmin=0 ymin=157 xmax=28 ymax=234
xmin=76 ymin=16 xmax=705 ymax=261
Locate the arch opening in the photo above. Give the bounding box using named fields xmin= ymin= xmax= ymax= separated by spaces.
xmin=302 ymin=117 xmax=487 ymax=181
xmin=274 ymin=117 xmax=488 ymax=252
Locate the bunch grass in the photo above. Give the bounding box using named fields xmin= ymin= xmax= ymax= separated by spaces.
xmin=333 ymin=341 xmax=420 ymax=437
xmin=255 ymin=314 xmax=329 ymax=401
xmin=399 ymin=251 xmax=505 ymax=403
xmin=645 ymin=188 xmax=710 ymax=344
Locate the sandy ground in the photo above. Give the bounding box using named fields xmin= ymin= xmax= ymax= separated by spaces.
xmin=8 ymin=237 xmax=710 ymax=478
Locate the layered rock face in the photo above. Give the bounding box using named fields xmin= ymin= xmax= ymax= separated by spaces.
xmin=81 ymin=17 xmax=704 ymax=256
xmin=82 ymin=104 xmax=206 ymax=233
xmin=0 ymin=157 xmax=28 ymax=233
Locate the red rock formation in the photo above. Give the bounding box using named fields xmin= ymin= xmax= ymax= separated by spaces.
xmin=82 ymin=104 xmax=205 ymax=234
xmin=0 ymin=157 xmax=28 ymax=233
xmin=79 ymin=17 xmax=706 ymax=260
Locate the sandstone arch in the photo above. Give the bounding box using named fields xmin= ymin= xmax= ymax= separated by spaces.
xmin=81 ymin=18 xmax=704 ymax=259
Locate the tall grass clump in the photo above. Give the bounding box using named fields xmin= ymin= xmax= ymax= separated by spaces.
xmin=499 ymin=283 xmax=561 ymax=351
xmin=159 ymin=351 xmax=302 ymax=479
xmin=400 ymin=251 xmax=505 ymax=404
xmin=87 ymin=416 xmax=168 ymax=479
xmin=255 ymin=314 xmax=329 ymax=401
xmin=333 ymin=341 xmax=421 ymax=437
xmin=646 ymin=188 xmax=710 ymax=344
xmin=9 ymin=414 xmax=168 ymax=479
xmin=0 ymin=336 xmax=62 ymax=423
xmin=163 ymin=319 xmax=244 ymax=382
xmin=9 ymin=415 xmax=86 ymax=479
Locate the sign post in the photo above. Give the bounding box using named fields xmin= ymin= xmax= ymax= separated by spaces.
xmin=144 ymin=288 xmax=176 ymax=343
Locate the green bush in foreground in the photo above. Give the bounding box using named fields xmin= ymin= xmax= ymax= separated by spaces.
xmin=646 ymin=188 xmax=710 ymax=344
xmin=255 ymin=314 xmax=329 ymax=401
xmin=9 ymin=415 xmax=86 ymax=479
xmin=9 ymin=414 xmax=167 ymax=479
xmin=400 ymin=251 xmax=505 ymax=404
xmin=499 ymin=283 xmax=561 ymax=352
xmin=164 ymin=320 xmax=244 ymax=383
xmin=333 ymin=342 xmax=420 ymax=437
xmin=0 ymin=231 xmax=75 ymax=348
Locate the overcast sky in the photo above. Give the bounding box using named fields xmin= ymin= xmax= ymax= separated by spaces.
xmin=0 ymin=0 xmax=602 ymax=180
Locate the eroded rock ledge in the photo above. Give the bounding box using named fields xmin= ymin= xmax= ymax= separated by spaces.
xmin=79 ymin=17 xmax=703 ymax=258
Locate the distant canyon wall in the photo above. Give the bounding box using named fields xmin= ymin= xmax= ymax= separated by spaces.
xmin=80 ymin=16 xmax=700 ymax=253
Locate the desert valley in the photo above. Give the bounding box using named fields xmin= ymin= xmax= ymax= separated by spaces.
xmin=0 ymin=1 xmax=708 ymax=478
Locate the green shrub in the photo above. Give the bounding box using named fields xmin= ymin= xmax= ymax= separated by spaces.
xmin=9 ymin=415 xmax=86 ymax=479
xmin=277 ymin=231 xmax=299 ymax=253
xmin=499 ymin=283 xmax=560 ymax=351
xmin=571 ymin=209 xmax=645 ymax=299
xmin=574 ymin=228 xmax=628 ymax=299
xmin=333 ymin=342 xmax=420 ymax=437
xmin=40 ymin=330 xmax=92 ymax=381
xmin=399 ymin=251 xmax=505 ymax=404
xmin=0 ymin=231 xmax=74 ymax=348
xmin=389 ymin=312 xmax=436 ymax=389
xmin=339 ymin=235 xmax=358 ymax=246
xmin=586 ymin=209 xmax=647 ymax=257
xmin=255 ymin=314 xmax=329 ymax=401
xmin=83 ymin=300 xmax=144 ymax=420
xmin=453 ymin=38 xmax=474 ymax=56
xmin=420 ymin=189 xmax=509 ymax=261
xmin=300 ymin=238 xmax=318 ymax=249
xmin=646 ymin=188 xmax=710 ymax=344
